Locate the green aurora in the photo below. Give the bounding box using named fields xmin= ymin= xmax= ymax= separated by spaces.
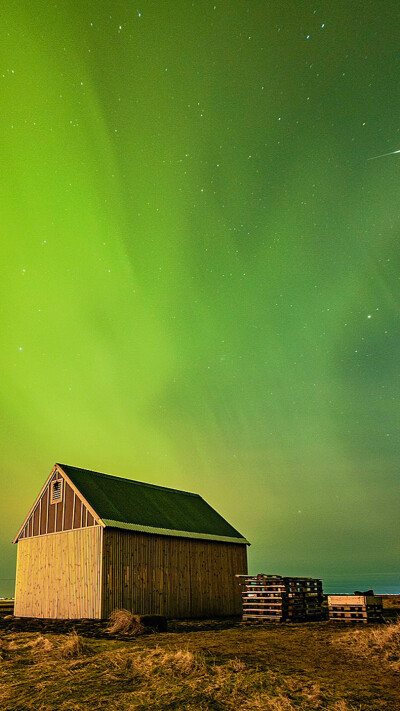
xmin=1 ymin=1 xmax=399 ymax=596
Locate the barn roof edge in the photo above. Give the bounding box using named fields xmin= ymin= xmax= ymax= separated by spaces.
xmin=100 ymin=518 xmax=250 ymax=544
xmin=14 ymin=462 xmax=248 ymax=544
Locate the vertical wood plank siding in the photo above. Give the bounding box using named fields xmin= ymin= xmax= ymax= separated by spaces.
xmin=74 ymin=497 xmax=82 ymax=528
xmin=64 ymin=483 xmax=74 ymax=530
xmin=102 ymin=529 xmax=247 ymax=619
xmin=39 ymin=489 xmax=48 ymax=534
xmin=33 ymin=506 xmax=40 ymax=536
xmin=16 ymin=471 xmax=96 ymax=540
xmin=14 ymin=527 xmax=103 ymax=619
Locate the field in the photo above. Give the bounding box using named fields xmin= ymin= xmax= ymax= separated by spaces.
xmin=0 ymin=616 xmax=399 ymax=711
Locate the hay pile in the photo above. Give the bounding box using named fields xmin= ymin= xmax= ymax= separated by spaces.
xmin=106 ymin=610 xmax=168 ymax=636
xmin=106 ymin=610 xmax=146 ymax=636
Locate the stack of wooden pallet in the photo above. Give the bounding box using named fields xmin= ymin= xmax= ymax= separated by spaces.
xmin=328 ymin=595 xmax=383 ymax=623
xmin=0 ymin=599 xmax=14 ymax=616
xmin=236 ymin=575 xmax=324 ymax=622
xmin=285 ymin=577 xmax=324 ymax=621
xmin=238 ymin=575 xmax=286 ymax=622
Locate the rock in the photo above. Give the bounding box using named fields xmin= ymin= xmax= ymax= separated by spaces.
xmin=134 ymin=614 xmax=168 ymax=632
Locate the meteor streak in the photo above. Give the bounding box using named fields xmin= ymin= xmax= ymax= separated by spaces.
xmin=367 ymin=149 xmax=400 ymax=161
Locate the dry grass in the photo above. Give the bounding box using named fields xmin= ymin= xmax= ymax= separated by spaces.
xmin=333 ymin=618 xmax=400 ymax=671
xmin=93 ymin=644 xmax=329 ymax=710
xmin=382 ymin=595 xmax=400 ymax=610
xmin=106 ymin=609 xmax=145 ymax=636
xmin=25 ymin=634 xmax=55 ymax=654
xmin=58 ymin=631 xmax=89 ymax=658
xmin=0 ymin=622 xmax=398 ymax=711
xmin=1 ymin=630 xmax=88 ymax=661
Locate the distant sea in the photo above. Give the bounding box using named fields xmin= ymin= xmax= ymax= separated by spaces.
xmin=322 ymin=574 xmax=399 ymax=595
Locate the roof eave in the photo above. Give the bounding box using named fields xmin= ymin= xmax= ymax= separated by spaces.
xmin=100 ymin=518 xmax=250 ymax=545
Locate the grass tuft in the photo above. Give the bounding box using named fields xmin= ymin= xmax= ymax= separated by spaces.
xmin=330 ymin=702 xmax=358 ymax=711
xmin=58 ymin=631 xmax=88 ymax=658
xmin=14 ymin=631 xmax=88 ymax=660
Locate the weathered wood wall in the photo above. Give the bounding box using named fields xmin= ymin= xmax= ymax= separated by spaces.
xmin=16 ymin=468 xmax=97 ymax=540
xmin=102 ymin=529 xmax=247 ymax=618
xmin=14 ymin=527 xmax=103 ymax=619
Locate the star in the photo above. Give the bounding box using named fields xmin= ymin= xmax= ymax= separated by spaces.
xmin=367 ymin=149 xmax=400 ymax=161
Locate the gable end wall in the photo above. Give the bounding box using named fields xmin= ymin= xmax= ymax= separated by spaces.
xmin=16 ymin=468 xmax=98 ymax=541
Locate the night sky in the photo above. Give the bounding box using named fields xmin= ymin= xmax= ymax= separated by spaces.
xmin=1 ymin=1 xmax=399 ymax=596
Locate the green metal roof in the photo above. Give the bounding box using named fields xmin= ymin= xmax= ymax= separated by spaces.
xmin=58 ymin=464 xmax=248 ymax=544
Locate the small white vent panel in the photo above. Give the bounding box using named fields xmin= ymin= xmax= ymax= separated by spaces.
xmin=51 ymin=479 xmax=63 ymax=503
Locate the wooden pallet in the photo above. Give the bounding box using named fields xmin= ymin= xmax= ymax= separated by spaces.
xmin=237 ymin=575 xmax=324 ymax=622
xmin=328 ymin=595 xmax=383 ymax=623
xmin=238 ymin=575 xmax=286 ymax=622
xmin=0 ymin=599 xmax=14 ymax=616
xmin=283 ymin=577 xmax=323 ymax=621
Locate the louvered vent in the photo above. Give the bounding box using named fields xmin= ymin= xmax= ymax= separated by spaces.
xmin=51 ymin=479 xmax=63 ymax=504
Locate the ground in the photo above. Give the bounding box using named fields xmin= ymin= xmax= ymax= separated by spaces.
xmin=0 ymin=616 xmax=399 ymax=711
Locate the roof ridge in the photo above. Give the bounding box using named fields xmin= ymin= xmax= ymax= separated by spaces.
xmin=57 ymin=463 xmax=200 ymax=498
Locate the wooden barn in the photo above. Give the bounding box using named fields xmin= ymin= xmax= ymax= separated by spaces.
xmin=13 ymin=463 xmax=249 ymax=619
